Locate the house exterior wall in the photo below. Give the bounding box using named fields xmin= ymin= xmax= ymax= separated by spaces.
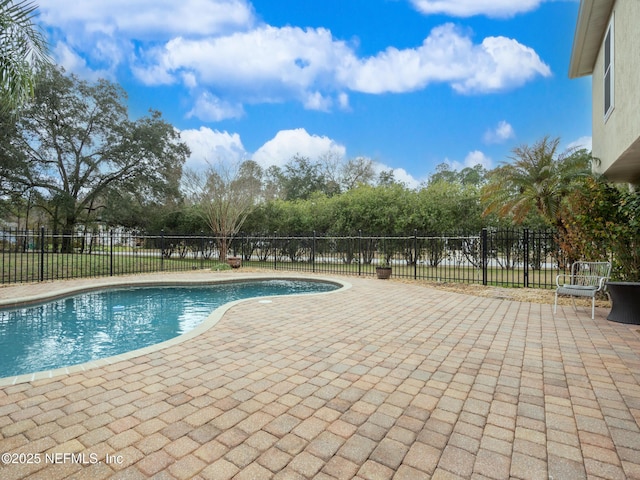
xmin=592 ymin=0 xmax=640 ymax=184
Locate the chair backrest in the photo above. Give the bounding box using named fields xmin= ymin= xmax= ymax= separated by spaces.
xmin=571 ymin=261 xmax=612 ymax=286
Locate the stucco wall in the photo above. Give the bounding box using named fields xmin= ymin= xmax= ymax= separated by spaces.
xmin=592 ymin=0 xmax=640 ymax=182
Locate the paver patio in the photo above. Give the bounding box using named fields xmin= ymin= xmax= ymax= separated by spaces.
xmin=0 ymin=271 xmax=639 ymax=479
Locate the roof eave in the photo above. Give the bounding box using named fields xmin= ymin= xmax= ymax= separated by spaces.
xmin=568 ymin=0 xmax=615 ymax=79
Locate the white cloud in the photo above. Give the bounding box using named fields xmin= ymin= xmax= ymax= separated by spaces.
xmin=53 ymin=42 xmax=97 ymax=78
xmin=303 ymin=91 xmax=333 ymax=112
xmin=566 ymin=136 xmax=592 ymax=152
xmin=180 ymin=127 xmax=247 ymax=169
xmin=41 ymin=4 xmax=551 ymax=118
xmin=180 ymin=127 xmax=351 ymax=171
xmin=409 ymin=0 xmax=547 ymax=18
xmin=186 ymin=92 xmax=245 ymax=122
xmin=253 ymin=129 xmax=346 ymax=168
xmin=484 ymin=120 xmax=515 ymax=144
xmin=337 ymin=92 xmax=350 ymax=110
xmin=371 ymin=162 xmax=422 ymax=189
xmin=41 ymin=0 xmax=256 ymax=85
xmin=451 ymin=35 xmax=551 ymax=93
xmin=341 ymin=24 xmax=550 ymax=95
xmin=130 ymin=60 xmax=175 ymax=86
xmin=463 ymin=150 xmax=493 ymax=169
xmin=40 ymin=0 xmax=255 ymax=39
xmin=445 ymin=150 xmax=493 ymax=172
xmin=132 ymin=26 xmax=353 ymax=97
xmin=135 ymin=23 xmax=550 ymax=116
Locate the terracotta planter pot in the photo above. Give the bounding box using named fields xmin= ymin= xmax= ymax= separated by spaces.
xmin=227 ymin=257 xmax=242 ymax=269
xmin=607 ymin=282 xmax=640 ymax=324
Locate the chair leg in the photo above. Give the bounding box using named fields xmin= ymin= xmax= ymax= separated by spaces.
xmin=554 ymin=292 xmax=558 ymax=314
xmin=591 ymin=297 xmax=595 ymax=320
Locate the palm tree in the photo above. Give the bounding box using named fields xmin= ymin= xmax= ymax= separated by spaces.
xmin=0 ymin=0 xmax=50 ymax=113
xmin=481 ymin=136 xmax=591 ymax=228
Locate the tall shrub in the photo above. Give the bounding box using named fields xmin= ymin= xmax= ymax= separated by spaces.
xmin=561 ymin=176 xmax=640 ymax=281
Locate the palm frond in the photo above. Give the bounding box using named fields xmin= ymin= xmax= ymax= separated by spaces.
xmin=481 ymin=136 xmax=592 ymax=227
xmin=0 ymin=0 xmax=51 ymax=113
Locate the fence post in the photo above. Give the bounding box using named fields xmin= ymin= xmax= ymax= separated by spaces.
xmin=481 ymin=228 xmax=488 ymax=286
xmin=358 ymin=230 xmax=362 ymax=277
xmin=273 ymin=232 xmax=277 ymax=270
xmin=1 ymin=230 xmax=5 ymax=284
xmin=110 ymin=229 xmax=114 ymax=276
xmin=523 ymin=228 xmax=529 ymax=288
xmin=160 ymin=229 xmax=165 ymax=271
xmin=200 ymin=231 xmax=205 ymax=269
xmin=312 ymin=231 xmax=316 ymax=273
xmin=40 ymin=226 xmax=45 ymax=282
xmin=414 ymin=229 xmax=418 ymax=280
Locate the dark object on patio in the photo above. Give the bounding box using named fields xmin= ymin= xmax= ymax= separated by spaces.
xmin=376 ymin=266 xmax=392 ymax=279
xmin=227 ymin=256 xmax=242 ymax=268
xmin=554 ymin=261 xmax=612 ymax=320
xmin=606 ymin=282 xmax=640 ymax=324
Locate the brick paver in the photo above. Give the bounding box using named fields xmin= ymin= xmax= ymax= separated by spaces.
xmin=1 ymin=271 xmax=639 ymax=479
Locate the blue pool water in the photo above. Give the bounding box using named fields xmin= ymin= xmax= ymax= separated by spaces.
xmin=0 ymin=279 xmax=338 ymax=378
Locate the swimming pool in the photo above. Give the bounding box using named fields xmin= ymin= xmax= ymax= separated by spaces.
xmin=0 ymin=279 xmax=339 ymax=379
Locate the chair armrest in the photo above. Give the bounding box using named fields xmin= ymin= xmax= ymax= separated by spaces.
xmin=556 ymin=274 xmax=571 ymax=288
xmin=598 ymin=276 xmax=608 ymax=291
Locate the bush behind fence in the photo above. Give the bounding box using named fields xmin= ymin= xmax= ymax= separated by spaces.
xmin=1 ymin=227 xmax=564 ymax=288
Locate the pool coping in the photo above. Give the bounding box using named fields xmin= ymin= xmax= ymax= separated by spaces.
xmin=0 ymin=273 xmax=351 ymax=387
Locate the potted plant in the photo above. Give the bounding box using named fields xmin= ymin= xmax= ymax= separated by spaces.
xmin=605 ymin=188 xmax=640 ymax=324
xmin=376 ymin=262 xmax=392 ymax=279
xmin=376 ymin=239 xmax=395 ymax=279
xmin=226 ymin=256 xmax=242 ymax=268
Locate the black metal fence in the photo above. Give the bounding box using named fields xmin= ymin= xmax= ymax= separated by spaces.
xmin=240 ymin=229 xmax=565 ymax=288
xmin=0 ymin=228 xmax=217 ymax=284
xmin=1 ymin=227 xmax=566 ymax=288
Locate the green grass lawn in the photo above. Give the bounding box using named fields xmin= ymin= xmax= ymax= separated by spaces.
xmin=0 ymin=251 xmax=228 ymax=284
xmin=245 ymin=259 xmax=559 ymax=289
xmin=1 ymin=249 xmax=559 ymax=289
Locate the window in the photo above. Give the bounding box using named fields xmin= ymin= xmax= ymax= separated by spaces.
xmin=604 ymin=15 xmax=614 ymax=119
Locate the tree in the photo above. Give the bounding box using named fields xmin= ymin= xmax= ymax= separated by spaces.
xmin=3 ymin=65 xmax=190 ymax=249
xmin=427 ymin=163 xmax=487 ymax=188
xmin=236 ymin=160 xmax=264 ymax=202
xmin=263 ymin=165 xmax=284 ymax=200
xmin=281 ymin=155 xmax=327 ymax=200
xmin=317 ymin=151 xmax=342 ymax=196
xmin=341 ymin=156 xmax=375 ymax=190
xmin=185 ymin=160 xmax=262 ymax=262
xmin=0 ymin=0 xmax=50 ymax=113
xmin=0 ymin=109 xmax=24 ymax=194
xmin=459 ymin=164 xmax=487 ymax=187
xmin=330 ymin=184 xmax=411 ymax=235
xmin=428 ymin=163 xmax=459 ymax=185
xmin=481 ymin=136 xmax=591 ymax=228
xmin=377 ymin=169 xmax=399 ymax=187
xmin=412 ymin=181 xmax=483 ymax=233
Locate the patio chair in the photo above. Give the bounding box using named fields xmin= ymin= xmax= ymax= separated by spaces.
xmin=554 ymin=261 xmax=612 ymax=320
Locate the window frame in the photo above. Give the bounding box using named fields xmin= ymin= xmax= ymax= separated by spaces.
xmin=603 ymin=13 xmax=614 ymax=121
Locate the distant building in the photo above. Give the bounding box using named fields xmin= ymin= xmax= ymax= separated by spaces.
xmin=569 ymin=0 xmax=640 ymax=185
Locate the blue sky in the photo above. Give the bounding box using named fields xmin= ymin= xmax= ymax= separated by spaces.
xmin=38 ymin=0 xmax=591 ymax=187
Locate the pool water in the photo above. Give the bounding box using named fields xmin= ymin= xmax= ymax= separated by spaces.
xmin=0 ymin=279 xmax=338 ymax=378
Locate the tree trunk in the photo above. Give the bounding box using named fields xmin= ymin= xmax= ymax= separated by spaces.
xmin=61 ymin=218 xmax=76 ymax=253
xmin=218 ymin=235 xmax=228 ymax=262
